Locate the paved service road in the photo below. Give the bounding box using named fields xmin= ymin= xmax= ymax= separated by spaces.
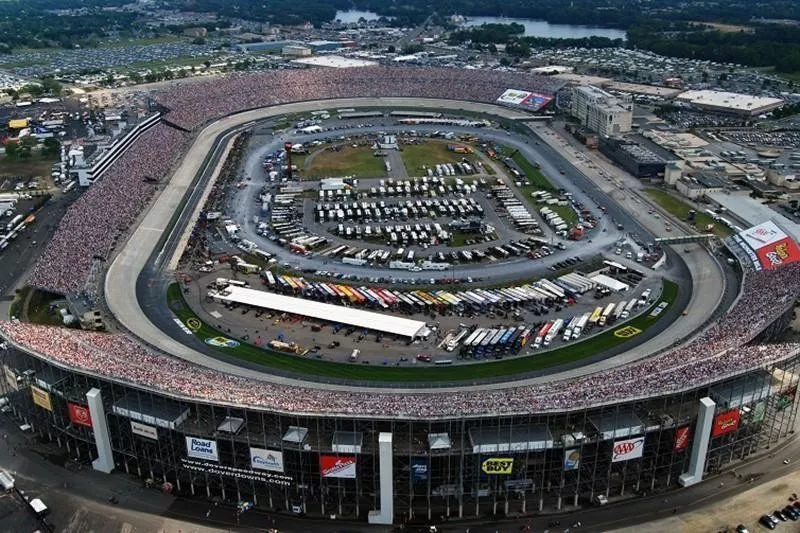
xmin=105 ymin=97 xmax=724 ymax=396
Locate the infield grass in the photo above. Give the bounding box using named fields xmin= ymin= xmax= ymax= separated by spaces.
xmin=400 ymin=142 xmax=469 ymax=172
xmin=167 ymin=279 xmax=679 ymax=382
xmin=303 ymin=145 xmax=385 ymax=178
xmin=644 ymin=188 xmax=732 ymax=238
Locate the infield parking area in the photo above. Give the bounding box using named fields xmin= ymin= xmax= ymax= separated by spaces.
xmin=168 ymin=279 xmax=678 ymax=382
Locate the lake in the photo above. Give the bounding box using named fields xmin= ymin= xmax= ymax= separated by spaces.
xmin=334 ymin=10 xmax=386 ymax=23
xmin=460 ymin=16 xmax=627 ymax=40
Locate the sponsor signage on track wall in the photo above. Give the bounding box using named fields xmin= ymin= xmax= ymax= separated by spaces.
xmin=481 ymin=458 xmax=514 ymax=475
xmin=712 ymin=409 xmax=740 ymax=437
xmin=673 ymin=426 xmax=691 ymax=452
xmin=131 ymin=421 xmax=158 ymax=440
xmin=68 ymin=403 xmax=92 ymax=427
xmin=249 ymin=447 xmax=284 ymax=473
xmin=30 ymin=385 xmax=52 ymax=411
xmin=564 ymin=449 xmax=580 ymax=471
xmin=611 ymin=437 xmax=645 ymax=462
xmin=185 ymin=436 xmax=219 ymax=461
xmin=319 ymin=455 xmax=356 ymax=478
xmin=755 ymin=237 xmax=800 ymax=270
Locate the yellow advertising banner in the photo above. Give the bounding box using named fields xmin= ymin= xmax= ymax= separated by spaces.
xmin=31 ymin=385 xmax=52 ymax=411
xmin=481 ymin=458 xmax=514 ymax=475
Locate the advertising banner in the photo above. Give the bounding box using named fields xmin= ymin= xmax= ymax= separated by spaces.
xmin=739 ymin=221 xmax=786 ymax=250
xmin=411 ymin=458 xmax=428 ymax=481
xmin=755 ymin=237 xmax=800 ymax=270
xmin=520 ymin=92 xmax=553 ymax=110
xmin=496 ymin=89 xmax=530 ymax=106
xmin=319 ymin=455 xmax=356 ymax=479
xmin=777 ymin=385 xmax=797 ymax=410
xmin=563 ymin=449 xmax=580 ymax=471
xmin=249 ymin=447 xmax=284 ymax=473
xmin=30 ymin=385 xmax=52 ymax=411
xmin=3 ymin=365 xmax=18 ymax=391
xmin=185 ymin=436 xmax=219 ymax=462
xmin=752 ymin=401 xmax=767 ymax=423
xmin=611 ymin=437 xmax=645 ymax=462
xmin=67 ymin=403 xmax=92 ymax=428
xmin=131 ymin=420 xmax=158 ymax=440
xmin=712 ymin=409 xmax=740 ymax=437
xmin=673 ymin=426 xmax=691 ymax=452
xmin=181 ymin=458 xmax=291 ymax=486
xmin=481 ymin=458 xmax=514 ymax=475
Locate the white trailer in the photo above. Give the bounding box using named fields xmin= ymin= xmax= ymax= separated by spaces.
xmin=572 ymin=313 xmax=590 ymax=339
xmin=544 ymin=318 xmax=564 ymax=347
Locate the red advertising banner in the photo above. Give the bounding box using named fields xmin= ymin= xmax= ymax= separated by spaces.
xmin=319 ymin=455 xmax=356 ymax=479
xmin=711 ymin=409 xmax=740 ymax=438
xmin=68 ymin=403 xmax=93 ymax=428
xmin=755 ymin=237 xmax=800 ymax=270
xmin=674 ymin=426 xmax=691 ymax=452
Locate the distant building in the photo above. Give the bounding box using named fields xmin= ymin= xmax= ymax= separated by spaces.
xmin=531 ymin=65 xmax=574 ymax=75
xmin=308 ymin=40 xmax=343 ymax=52
xmin=570 ymin=85 xmax=632 ymax=137
xmin=289 ymin=56 xmax=378 ymax=69
xmin=676 ymin=173 xmax=725 ymax=200
xmin=599 ymin=136 xmax=676 ymax=179
xmin=675 ymin=90 xmax=784 ymax=116
xmin=282 ymin=45 xmax=312 ymax=57
xmin=182 ymin=27 xmax=208 ymax=38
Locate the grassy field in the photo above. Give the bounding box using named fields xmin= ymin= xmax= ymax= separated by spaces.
xmin=511 ymin=152 xmax=554 ymax=191
xmin=0 ymin=154 xmax=58 ymax=181
xmin=167 ymin=279 xmax=679 ymax=382
xmin=400 ymin=142 xmax=469 ymax=173
xmin=302 ymin=146 xmax=385 ymax=178
xmin=26 ymin=289 xmax=65 ymax=326
xmin=644 ymin=188 xmax=733 ymax=238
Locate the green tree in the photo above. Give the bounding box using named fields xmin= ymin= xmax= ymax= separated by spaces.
xmin=39 ymin=77 xmax=62 ymax=95
xmin=18 ymin=136 xmax=36 ymax=158
xmin=126 ymin=71 xmax=142 ymax=84
xmin=42 ymin=137 xmax=60 ymax=157
xmin=4 ymin=140 xmax=18 ymax=159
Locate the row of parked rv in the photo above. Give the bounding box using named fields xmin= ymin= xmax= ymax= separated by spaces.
xmin=315 ymin=197 xmax=484 ymax=225
xmin=363 ymin=176 xmax=488 ymax=199
xmin=421 ymin=160 xmax=483 ymax=178
xmin=489 ymin=184 xmax=542 ymax=235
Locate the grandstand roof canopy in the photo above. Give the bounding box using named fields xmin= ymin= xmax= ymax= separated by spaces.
xmin=706 ymin=192 xmax=800 ymax=243
xmin=211 ymin=285 xmax=427 ymax=338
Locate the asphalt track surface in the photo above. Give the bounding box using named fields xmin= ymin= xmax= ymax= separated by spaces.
xmin=105 ymin=97 xmax=726 ymax=397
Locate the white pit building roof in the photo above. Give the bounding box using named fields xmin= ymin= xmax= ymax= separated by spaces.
xmin=210 ymin=285 xmax=427 ymax=338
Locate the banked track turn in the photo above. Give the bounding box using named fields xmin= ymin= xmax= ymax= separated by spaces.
xmin=104 ymin=97 xmax=726 ymax=395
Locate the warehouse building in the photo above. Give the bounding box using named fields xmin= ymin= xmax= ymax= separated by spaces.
xmin=570 ymin=85 xmax=633 ymax=137
xmin=599 ymin=136 xmax=676 ymax=179
xmin=675 ymin=90 xmax=784 ymax=117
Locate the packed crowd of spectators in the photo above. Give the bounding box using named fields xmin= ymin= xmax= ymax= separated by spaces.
xmin=154 ymin=67 xmax=564 ymax=131
xmin=28 ymin=124 xmax=189 ymax=295
xmin=3 ymin=262 xmax=800 ymax=418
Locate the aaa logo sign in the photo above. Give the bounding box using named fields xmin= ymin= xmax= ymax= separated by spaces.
xmin=614 ymin=326 xmax=641 ymax=338
xmin=481 ymin=458 xmax=514 ymax=475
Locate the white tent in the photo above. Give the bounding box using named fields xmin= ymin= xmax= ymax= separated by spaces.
xmin=590 ymin=274 xmax=630 ymax=292
xmin=210 ymin=286 xmax=427 ymax=338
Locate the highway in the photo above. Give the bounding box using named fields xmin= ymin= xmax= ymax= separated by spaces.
xmin=104 ymin=97 xmax=725 ymax=397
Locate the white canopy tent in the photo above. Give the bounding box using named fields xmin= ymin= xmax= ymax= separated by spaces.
xmin=209 ymin=286 xmax=427 ymax=338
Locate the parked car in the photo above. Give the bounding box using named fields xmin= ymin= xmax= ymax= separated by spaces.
xmin=759 ymin=515 xmax=776 ymax=529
